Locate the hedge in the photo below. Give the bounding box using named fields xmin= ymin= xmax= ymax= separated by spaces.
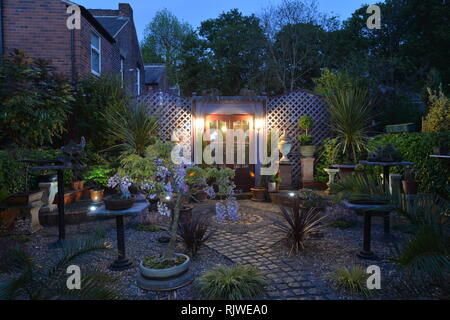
xmin=367 ymin=132 xmax=449 ymax=196
xmin=316 ymin=132 xmax=450 ymax=197
xmin=0 ymin=149 xmax=73 ymax=200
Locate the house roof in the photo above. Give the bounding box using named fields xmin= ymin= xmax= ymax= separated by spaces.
xmin=144 ymin=65 xmax=166 ymax=84
xmin=90 ymin=16 xmax=129 ymax=38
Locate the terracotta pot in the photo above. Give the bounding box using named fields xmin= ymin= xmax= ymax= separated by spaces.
xmin=71 ymin=181 xmax=84 ymax=191
xmin=104 ymin=195 xmax=136 ymax=211
xmin=90 ymin=189 xmax=104 ymax=203
xmin=54 ymin=192 xmax=75 ymax=205
xmin=73 ymin=191 xmax=83 ymax=202
xmin=251 ymin=187 xmax=267 ymax=202
xmin=402 ymin=180 xmax=417 ymax=195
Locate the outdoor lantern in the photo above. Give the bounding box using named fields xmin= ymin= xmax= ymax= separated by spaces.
xmin=255 ymin=119 xmax=264 ymax=130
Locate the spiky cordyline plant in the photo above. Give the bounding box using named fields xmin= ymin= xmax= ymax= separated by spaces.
xmin=103 ymin=101 xmax=158 ymax=157
xmin=273 ymin=206 xmax=325 ymax=255
xmin=177 ymin=213 xmax=211 ymax=257
xmin=325 ymin=86 xmax=372 ymax=163
xmin=196 ymin=264 xmax=267 ymax=300
xmin=0 ymin=238 xmax=119 ymax=300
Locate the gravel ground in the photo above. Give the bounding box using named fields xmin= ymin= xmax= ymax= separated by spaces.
xmin=0 ymin=199 xmax=444 ymax=300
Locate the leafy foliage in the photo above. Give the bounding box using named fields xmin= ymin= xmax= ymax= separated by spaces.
xmin=368 ymin=132 xmax=450 ymax=196
xmin=72 ymin=75 xmax=130 ymax=150
xmin=83 ymin=166 xmax=114 ymax=189
xmin=329 ymin=266 xmax=371 ymax=297
xmin=103 ymin=101 xmax=158 ymax=157
xmin=196 ymin=264 xmax=267 ymax=300
xmin=422 ymin=86 xmax=450 ymax=133
xmin=0 ymin=50 xmax=73 ymax=147
xmin=178 ymin=214 xmax=211 ymax=257
xmin=0 ymin=238 xmax=119 ymax=300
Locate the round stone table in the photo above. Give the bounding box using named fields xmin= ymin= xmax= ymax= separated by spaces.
xmin=88 ymin=200 xmax=149 ymax=271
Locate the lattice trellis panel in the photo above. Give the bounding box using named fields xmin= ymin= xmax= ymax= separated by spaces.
xmin=267 ymin=91 xmax=330 ymax=187
xmin=138 ymin=92 xmax=192 ymax=147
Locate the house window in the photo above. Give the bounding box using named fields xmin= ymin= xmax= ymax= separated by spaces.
xmin=136 ymin=68 xmax=141 ymax=95
xmin=120 ymin=58 xmax=124 ymax=88
xmin=91 ymin=32 xmax=101 ymax=75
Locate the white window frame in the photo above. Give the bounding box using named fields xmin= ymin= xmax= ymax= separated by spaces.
xmin=90 ymin=31 xmax=101 ymax=76
xmin=136 ymin=68 xmax=141 ymax=95
xmin=120 ymin=58 xmax=124 ymax=88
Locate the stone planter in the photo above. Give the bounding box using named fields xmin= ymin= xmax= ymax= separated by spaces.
xmin=137 ymin=253 xmax=192 ymax=291
xmin=104 ymin=195 xmax=136 ymax=211
xmin=6 ymin=191 xmax=43 ymax=206
xmin=402 ymin=180 xmax=417 ymax=195
xmin=90 ymin=189 xmax=104 ymax=203
xmin=299 ymin=146 xmax=316 ymax=158
xmin=250 ymin=187 xmax=267 ymax=202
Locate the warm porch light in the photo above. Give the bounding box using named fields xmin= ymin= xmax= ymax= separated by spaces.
xmin=221 ymin=125 xmax=227 ymax=133
xmin=255 ymin=119 xmax=264 ymax=130
xmin=195 ymin=118 xmax=204 ymax=130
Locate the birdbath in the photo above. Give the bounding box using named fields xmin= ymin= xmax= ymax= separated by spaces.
xmin=88 ymin=201 xmax=149 ymax=271
xmin=342 ymin=200 xmax=395 ymax=260
xmin=359 ymin=161 xmax=415 ymax=193
xmin=324 ymin=168 xmax=339 ymax=189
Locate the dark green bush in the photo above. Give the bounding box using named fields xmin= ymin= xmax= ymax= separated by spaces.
xmin=367 ymin=132 xmax=450 ymax=196
xmin=0 ymin=149 xmax=73 ymax=195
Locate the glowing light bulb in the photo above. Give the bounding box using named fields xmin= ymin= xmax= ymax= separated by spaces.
xmin=289 ymin=192 xmax=295 ymax=197
xmin=165 ymin=196 xmax=171 ymax=201
xmin=90 ymin=206 xmax=97 ymax=212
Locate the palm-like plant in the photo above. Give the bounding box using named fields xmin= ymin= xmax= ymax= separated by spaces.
xmin=0 ymin=238 xmax=119 ymax=300
xmin=325 ymin=86 xmax=372 ymax=163
xmin=178 ymin=214 xmax=212 ymax=257
xmin=103 ymin=101 xmax=158 ymax=157
xmin=273 ymin=206 xmax=325 ymax=255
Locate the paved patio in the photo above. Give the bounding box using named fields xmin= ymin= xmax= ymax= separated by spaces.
xmin=200 ymin=200 xmax=339 ymax=300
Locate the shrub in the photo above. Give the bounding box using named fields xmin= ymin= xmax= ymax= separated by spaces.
xmin=72 ymin=75 xmax=130 ymax=150
xmin=83 ymin=166 xmax=114 ymax=189
xmin=329 ymin=266 xmax=371 ymax=297
xmin=422 ymin=86 xmax=450 ymax=133
xmin=0 ymin=148 xmax=74 ymax=195
xmin=178 ymin=214 xmax=211 ymax=257
xmin=196 ymin=264 xmax=267 ymax=300
xmin=274 ymin=206 xmax=324 ymax=254
xmin=367 ymin=132 xmax=450 ymax=196
xmin=298 ymin=115 xmax=314 ymax=133
xmin=299 ymin=134 xmax=313 ymax=145
xmin=0 ymin=50 xmax=73 ymax=147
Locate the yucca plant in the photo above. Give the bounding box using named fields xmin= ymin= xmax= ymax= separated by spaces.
xmin=103 ymin=101 xmax=158 ymax=157
xmin=273 ymin=206 xmax=325 ymax=255
xmin=329 ymin=265 xmax=372 ymax=297
xmin=325 ymin=86 xmax=372 ymax=163
xmin=0 ymin=238 xmax=119 ymax=300
xmin=196 ymin=264 xmax=267 ymax=300
xmin=178 ymin=214 xmax=212 ymax=257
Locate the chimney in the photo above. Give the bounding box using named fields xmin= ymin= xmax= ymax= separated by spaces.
xmin=119 ymin=3 xmax=133 ymax=18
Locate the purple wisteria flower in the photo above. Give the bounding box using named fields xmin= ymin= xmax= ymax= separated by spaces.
xmin=173 ymin=164 xmax=189 ymax=193
xmin=204 ymin=186 xmax=216 ymax=199
xmin=226 ymin=197 xmax=239 ymax=221
xmin=108 ymin=174 xmax=132 ymax=198
xmin=156 ymin=166 xmax=170 ymax=179
xmin=215 ymin=202 xmax=227 ymax=222
xmin=157 ymin=202 xmax=172 ymax=217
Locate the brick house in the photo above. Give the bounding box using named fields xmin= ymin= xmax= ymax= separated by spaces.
xmin=0 ymin=0 xmax=144 ymax=96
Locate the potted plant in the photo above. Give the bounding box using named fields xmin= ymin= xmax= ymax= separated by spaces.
xmin=104 ymin=173 xmax=135 ymax=210
xmin=250 ymin=186 xmax=267 ymax=202
xmin=268 ymin=174 xmax=281 ymax=193
xmin=298 ymin=115 xmax=316 ymax=157
xmin=134 ymin=155 xmax=238 ymax=291
xmin=84 ymin=166 xmax=113 ymax=203
xmin=402 ymin=168 xmax=417 ymax=195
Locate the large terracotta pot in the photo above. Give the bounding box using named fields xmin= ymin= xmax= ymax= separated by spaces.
xmin=402 ymin=180 xmax=417 ymax=195
xmin=251 ymin=187 xmax=267 ymax=202
xmin=90 ymin=189 xmax=104 ymax=203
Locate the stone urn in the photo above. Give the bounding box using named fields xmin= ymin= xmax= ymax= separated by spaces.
xmin=278 ymin=133 xmax=293 ymax=163
xmin=299 ymin=146 xmax=317 ymax=158
xmin=137 ymin=253 xmax=192 ymax=291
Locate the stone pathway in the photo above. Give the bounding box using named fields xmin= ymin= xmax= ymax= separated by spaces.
xmin=203 ymin=200 xmax=339 ymax=300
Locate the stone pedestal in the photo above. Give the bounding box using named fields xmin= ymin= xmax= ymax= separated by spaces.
xmin=301 ymin=157 xmax=315 ymax=185
xmin=278 ymin=161 xmax=292 ymax=190
xmin=39 ymin=182 xmax=58 ymax=213
xmin=324 ymin=168 xmax=339 ymax=190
